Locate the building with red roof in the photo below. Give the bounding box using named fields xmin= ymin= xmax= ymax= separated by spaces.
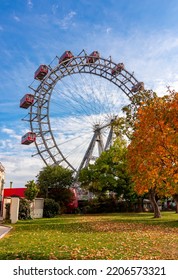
xmin=3 ymin=188 xmax=26 ymax=198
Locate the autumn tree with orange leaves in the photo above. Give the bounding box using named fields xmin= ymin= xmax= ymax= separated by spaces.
xmin=127 ymin=90 xmax=178 ymax=218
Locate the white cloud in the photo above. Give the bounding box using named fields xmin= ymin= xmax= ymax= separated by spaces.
xmin=2 ymin=154 xmax=44 ymax=188
xmin=1 ymin=128 xmax=21 ymax=140
xmin=52 ymin=4 xmax=59 ymax=15
xmin=55 ymin=11 xmax=77 ymax=29
xmin=98 ymin=30 xmax=178 ymax=95
xmin=2 ymin=128 xmax=14 ymax=135
xmin=13 ymin=15 xmax=20 ymax=22
xmin=106 ymin=27 xmax=112 ymax=34
xmin=27 ymin=0 xmax=33 ymax=9
xmin=0 ymin=125 xmax=44 ymax=188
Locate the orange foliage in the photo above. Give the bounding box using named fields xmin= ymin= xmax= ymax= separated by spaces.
xmin=128 ymin=91 xmax=178 ymax=196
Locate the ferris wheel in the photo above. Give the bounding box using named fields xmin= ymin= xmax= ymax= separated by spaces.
xmin=20 ymin=49 xmax=144 ymax=178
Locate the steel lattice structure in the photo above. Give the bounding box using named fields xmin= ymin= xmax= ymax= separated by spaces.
xmin=23 ymin=49 xmax=142 ymax=177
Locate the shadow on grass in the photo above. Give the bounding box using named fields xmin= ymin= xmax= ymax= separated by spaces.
xmin=10 ymin=212 xmax=178 ymax=234
xmin=0 ymin=251 xmax=69 ymax=260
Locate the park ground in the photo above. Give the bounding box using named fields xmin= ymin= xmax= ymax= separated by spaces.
xmin=0 ymin=212 xmax=178 ymax=260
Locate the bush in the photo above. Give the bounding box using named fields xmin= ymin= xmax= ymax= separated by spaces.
xmin=18 ymin=198 xmax=31 ymax=220
xmin=78 ymin=197 xmax=118 ymax=214
xmin=43 ymin=198 xmax=60 ymax=218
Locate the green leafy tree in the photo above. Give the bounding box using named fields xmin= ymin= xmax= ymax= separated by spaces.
xmin=24 ymin=180 xmax=39 ymax=201
xmin=36 ymin=165 xmax=74 ymax=208
xmin=113 ymin=89 xmax=157 ymax=140
xmin=79 ymin=137 xmax=135 ymax=202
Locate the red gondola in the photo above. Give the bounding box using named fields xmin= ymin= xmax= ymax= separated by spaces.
xmin=20 ymin=94 xmax=34 ymax=109
xmin=86 ymin=51 xmax=100 ymax=63
xmin=131 ymin=82 xmax=144 ymax=92
xmin=34 ymin=65 xmax=48 ymax=80
xmin=59 ymin=51 xmax=74 ymax=64
xmin=21 ymin=132 xmax=36 ymax=145
xmin=111 ymin=63 xmax=124 ymax=75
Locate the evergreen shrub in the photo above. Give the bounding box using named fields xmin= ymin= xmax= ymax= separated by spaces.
xmin=18 ymin=198 xmax=31 ymax=220
xmin=43 ymin=198 xmax=60 ymax=218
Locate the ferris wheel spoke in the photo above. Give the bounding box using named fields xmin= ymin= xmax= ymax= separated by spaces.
xmin=79 ymin=70 xmax=114 ymax=119
xmin=54 ymin=78 xmax=93 ymax=114
xmin=61 ymin=133 xmax=95 ymax=170
xmin=60 ymin=70 xmax=109 ymax=120
xmin=89 ymin=73 xmax=111 ymax=116
xmin=51 ymin=87 xmax=97 ymax=128
xmin=72 ymin=71 xmax=104 ymax=117
xmin=60 ymin=77 xmax=101 ymax=119
xmin=51 ymin=128 xmax=93 ymax=147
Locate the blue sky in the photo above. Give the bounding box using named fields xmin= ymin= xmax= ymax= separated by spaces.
xmin=1 ymin=0 xmax=178 ymax=188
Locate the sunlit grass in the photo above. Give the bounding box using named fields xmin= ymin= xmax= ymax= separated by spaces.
xmin=0 ymin=212 xmax=177 ymax=260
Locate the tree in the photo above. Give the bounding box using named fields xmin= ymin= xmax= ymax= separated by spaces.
xmin=113 ymin=89 xmax=157 ymax=140
xmin=79 ymin=137 xmax=135 ymax=202
xmin=127 ymin=91 xmax=178 ymax=217
xmin=24 ymin=180 xmax=39 ymax=201
xmin=173 ymin=192 xmax=178 ymax=213
xmin=36 ymin=165 xmax=74 ymax=208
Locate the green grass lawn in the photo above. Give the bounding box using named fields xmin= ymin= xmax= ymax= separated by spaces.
xmin=0 ymin=212 xmax=178 ymax=260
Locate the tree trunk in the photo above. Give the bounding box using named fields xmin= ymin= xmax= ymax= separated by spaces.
xmin=176 ymin=202 xmax=178 ymax=214
xmin=137 ymin=197 xmax=143 ymax=212
xmin=173 ymin=194 xmax=178 ymax=213
xmin=149 ymin=189 xmax=161 ymax=218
